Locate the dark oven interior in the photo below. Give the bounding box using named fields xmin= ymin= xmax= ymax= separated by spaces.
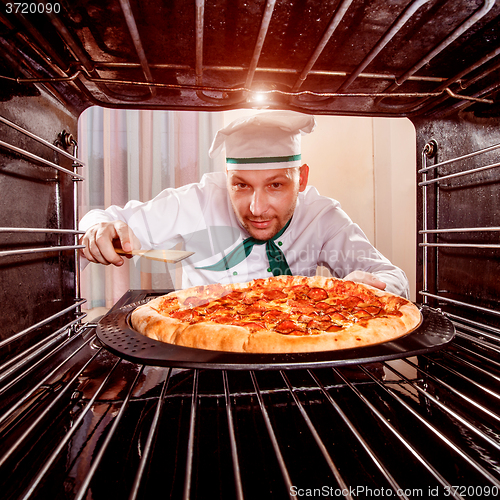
xmin=1 ymin=1 xmax=500 ymax=498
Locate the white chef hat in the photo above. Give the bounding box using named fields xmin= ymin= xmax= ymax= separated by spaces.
xmin=209 ymin=111 xmax=316 ymax=170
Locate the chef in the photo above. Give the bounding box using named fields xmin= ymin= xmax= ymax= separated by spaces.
xmin=79 ymin=111 xmax=410 ymax=298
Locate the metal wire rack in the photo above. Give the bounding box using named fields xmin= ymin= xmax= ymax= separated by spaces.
xmin=0 ymin=115 xmax=86 ymax=354
xmin=419 ymin=139 xmax=500 ymax=323
xmin=0 ymin=285 xmax=499 ymax=499
xmin=1 ymin=0 xmax=499 ymax=115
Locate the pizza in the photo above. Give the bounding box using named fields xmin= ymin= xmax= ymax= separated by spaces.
xmin=130 ymin=275 xmax=421 ymax=354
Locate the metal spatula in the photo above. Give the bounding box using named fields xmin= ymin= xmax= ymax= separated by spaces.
xmin=114 ymin=248 xmax=194 ymax=263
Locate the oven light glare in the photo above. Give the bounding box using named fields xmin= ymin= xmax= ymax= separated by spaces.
xmin=253 ymin=92 xmax=267 ymax=103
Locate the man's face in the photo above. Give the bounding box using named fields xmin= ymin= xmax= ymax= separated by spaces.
xmin=226 ymin=165 xmax=309 ymax=240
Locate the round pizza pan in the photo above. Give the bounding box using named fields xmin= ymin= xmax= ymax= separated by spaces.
xmin=96 ymin=302 xmax=455 ymax=370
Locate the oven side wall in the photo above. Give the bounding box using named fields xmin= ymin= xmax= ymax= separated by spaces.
xmin=413 ymin=112 xmax=500 ymax=328
xmin=0 ymin=94 xmax=79 ymax=349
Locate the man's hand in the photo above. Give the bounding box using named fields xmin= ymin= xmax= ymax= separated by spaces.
xmin=80 ymin=221 xmax=141 ymax=266
xmin=344 ymin=270 xmax=387 ymax=290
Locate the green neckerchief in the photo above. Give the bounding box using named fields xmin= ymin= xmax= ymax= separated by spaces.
xmin=196 ymin=218 xmax=292 ymax=276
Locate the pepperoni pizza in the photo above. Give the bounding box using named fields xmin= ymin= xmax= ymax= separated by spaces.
xmin=131 ymin=276 xmax=421 ymax=353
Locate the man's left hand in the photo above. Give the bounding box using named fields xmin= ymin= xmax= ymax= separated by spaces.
xmin=344 ymin=271 xmax=387 ymax=290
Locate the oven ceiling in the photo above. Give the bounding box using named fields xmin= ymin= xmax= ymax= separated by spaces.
xmin=1 ymin=0 xmax=500 ymax=118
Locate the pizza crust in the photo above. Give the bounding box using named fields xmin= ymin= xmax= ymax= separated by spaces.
xmin=131 ymin=276 xmax=421 ymax=354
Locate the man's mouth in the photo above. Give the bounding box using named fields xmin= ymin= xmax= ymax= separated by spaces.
xmin=247 ymin=219 xmax=273 ymax=229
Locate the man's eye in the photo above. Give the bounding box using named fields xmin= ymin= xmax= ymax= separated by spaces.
xmin=235 ymin=183 xmax=247 ymax=189
xmin=270 ymin=183 xmax=282 ymax=189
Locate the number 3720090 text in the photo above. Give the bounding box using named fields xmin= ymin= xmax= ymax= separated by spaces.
xmin=5 ymin=3 xmax=61 ymax=14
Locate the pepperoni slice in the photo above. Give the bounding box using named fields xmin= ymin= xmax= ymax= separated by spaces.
xmin=242 ymin=294 xmax=258 ymax=305
xmin=262 ymin=289 xmax=287 ymax=301
xmin=183 ymin=296 xmax=208 ymax=307
xmin=352 ymin=309 xmax=372 ymax=319
xmin=340 ymin=296 xmax=363 ymax=309
xmin=297 ymin=312 xmax=320 ymax=323
xmin=243 ymin=306 xmax=266 ymax=316
xmin=200 ymin=304 xmax=224 ymax=315
xmin=326 ymin=325 xmax=343 ymax=332
xmin=307 ymin=319 xmax=336 ymax=331
xmin=274 ymin=319 xmax=306 ymax=334
xmin=171 ymin=309 xmax=199 ymax=321
xmin=233 ymin=321 xmax=266 ymax=332
xmin=211 ymin=312 xmax=243 ymax=323
xmin=340 ymin=280 xmax=368 ymax=296
xmin=314 ymin=301 xmax=331 ymax=310
xmin=328 ymin=311 xmax=347 ymax=322
xmin=262 ymin=309 xmax=289 ymax=321
xmin=249 ymin=299 xmax=272 ymax=311
xmin=224 ymin=291 xmax=246 ymax=301
xmin=274 ymin=320 xmax=296 ymax=333
xmin=307 ymin=287 xmax=329 ymax=302
xmin=324 ymin=306 xmax=338 ymax=314
xmin=341 ymin=281 xmax=380 ymax=302
xmin=287 ymin=299 xmax=316 ymax=314
xmin=362 ymin=306 xmax=382 ymax=315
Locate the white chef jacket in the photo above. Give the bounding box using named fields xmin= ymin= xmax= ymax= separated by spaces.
xmin=79 ymin=172 xmax=410 ymax=298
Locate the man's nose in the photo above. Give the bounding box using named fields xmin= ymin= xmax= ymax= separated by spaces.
xmin=249 ymin=190 xmax=269 ymax=216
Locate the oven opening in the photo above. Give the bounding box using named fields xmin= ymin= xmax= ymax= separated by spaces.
xmin=77 ymin=109 xmax=417 ymax=317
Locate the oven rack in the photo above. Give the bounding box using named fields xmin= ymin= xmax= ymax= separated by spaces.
xmin=0 ymin=115 xmax=85 ymax=180
xmin=1 ymin=0 xmax=498 ymax=115
xmin=0 ymin=227 xmax=86 ymax=258
xmin=0 ymin=300 xmax=86 ymax=352
xmin=0 ymin=116 xmax=86 ymax=361
xmin=0 ymin=316 xmax=499 ymax=500
xmin=419 ymin=138 xmax=500 ymax=323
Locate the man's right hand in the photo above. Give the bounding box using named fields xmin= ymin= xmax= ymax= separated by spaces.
xmin=80 ymin=221 xmax=141 ymax=266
